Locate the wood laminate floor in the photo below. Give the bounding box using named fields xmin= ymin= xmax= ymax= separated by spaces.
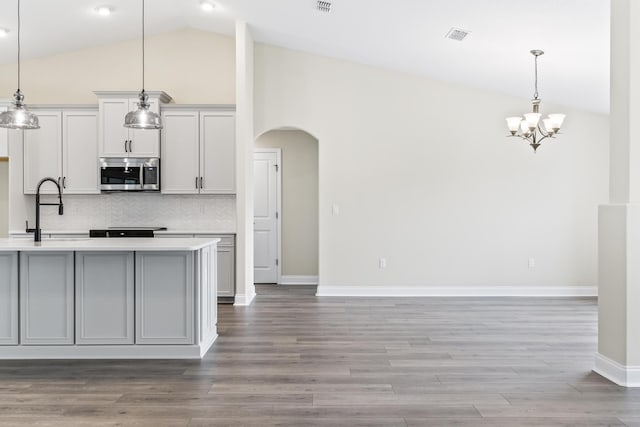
xmin=0 ymin=285 xmax=637 ymax=426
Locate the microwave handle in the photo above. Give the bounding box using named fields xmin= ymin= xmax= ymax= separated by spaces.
xmin=140 ymin=164 xmax=145 ymax=187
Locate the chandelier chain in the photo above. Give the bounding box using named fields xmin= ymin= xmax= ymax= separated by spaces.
xmin=533 ymin=54 xmax=539 ymax=100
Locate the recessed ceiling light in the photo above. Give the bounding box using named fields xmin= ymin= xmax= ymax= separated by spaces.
xmin=201 ymin=2 xmax=215 ymax=12
xmin=95 ymin=6 xmax=113 ymax=16
xmin=0 ymin=29 xmax=9 ymax=38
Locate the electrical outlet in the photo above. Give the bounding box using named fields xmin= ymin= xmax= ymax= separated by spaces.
xmin=528 ymin=258 xmax=536 ymax=268
xmin=379 ymin=258 xmax=387 ymax=269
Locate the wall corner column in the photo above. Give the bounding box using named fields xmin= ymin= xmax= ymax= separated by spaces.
xmin=595 ymin=0 xmax=640 ymax=387
xmin=234 ymin=21 xmax=256 ymax=306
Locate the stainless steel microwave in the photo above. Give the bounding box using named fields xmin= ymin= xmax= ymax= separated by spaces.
xmin=99 ymin=158 xmax=160 ymax=192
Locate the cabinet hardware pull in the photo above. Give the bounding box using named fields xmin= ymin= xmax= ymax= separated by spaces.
xmin=124 ymin=140 xmax=128 ymax=152
xmin=62 ymin=177 xmax=66 ymax=189
xmin=200 ymin=177 xmax=204 ymax=189
xmin=195 ymin=177 xmax=198 ymax=189
xmin=128 ymin=140 xmax=132 ymax=152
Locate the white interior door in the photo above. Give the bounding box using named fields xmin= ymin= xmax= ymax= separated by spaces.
xmin=253 ymin=150 xmax=280 ymax=284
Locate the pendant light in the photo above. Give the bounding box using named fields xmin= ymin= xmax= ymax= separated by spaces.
xmin=0 ymin=0 xmax=39 ymax=130
xmin=124 ymin=0 xmax=162 ymax=129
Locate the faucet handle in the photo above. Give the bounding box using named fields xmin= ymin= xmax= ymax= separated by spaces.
xmin=25 ymin=220 xmax=36 ymax=233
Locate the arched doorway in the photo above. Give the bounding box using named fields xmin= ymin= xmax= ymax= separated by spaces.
xmin=253 ymin=128 xmax=319 ymax=287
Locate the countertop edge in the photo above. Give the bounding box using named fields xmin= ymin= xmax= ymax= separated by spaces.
xmin=0 ymin=238 xmax=221 ymax=252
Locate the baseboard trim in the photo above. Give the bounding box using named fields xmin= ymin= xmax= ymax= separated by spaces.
xmin=234 ymin=291 xmax=256 ymax=306
xmin=280 ymin=275 xmax=319 ymax=285
xmin=594 ymin=353 xmax=640 ymax=387
xmin=0 ymin=338 xmax=217 ymax=360
xmin=316 ymin=285 xmax=597 ymax=297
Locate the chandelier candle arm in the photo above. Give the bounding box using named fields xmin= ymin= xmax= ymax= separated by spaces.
xmin=124 ymin=0 xmax=162 ymax=130
xmin=504 ymin=49 xmax=566 ymax=152
xmin=0 ymin=0 xmax=39 ymax=130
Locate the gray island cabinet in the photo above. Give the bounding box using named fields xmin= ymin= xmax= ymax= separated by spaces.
xmin=0 ymin=238 xmax=218 ymax=359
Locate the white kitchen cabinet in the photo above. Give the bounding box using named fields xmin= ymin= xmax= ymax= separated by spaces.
xmin=63 ymin=111 xmax=99 ymax=194
xmin=161 ymin=108 xmax=235 ymax=194
xmin=96 ymin=91 xmax=171 ymax=158
xmin=216 ymin=245 xmax=235 ymax=299
xmin=76 ymin=252 xmax=134 ymax=345
xmin=23 ymin=110 xmax=62 ymax=195
xmin=20 ymin=251 xmax=74 ymax=345
xmin=23 ymin=109 xmax=99 ymax=195
xmin=161 ymin=110 xmax=200 ymax=193
xmin=135 ymin=251 xmax=194 ymax=344
xmin=200 ymin=111 xmax=235 ymax=194
xmin=0 ymin=252 xmax=18 ymax=345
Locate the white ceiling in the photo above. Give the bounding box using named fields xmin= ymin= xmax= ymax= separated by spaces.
xmin=0 ymin=0 xmax=610 ymax=113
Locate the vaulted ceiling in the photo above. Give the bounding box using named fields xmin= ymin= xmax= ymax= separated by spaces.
xmin=0 ymin=0 xmax=610 ymax=113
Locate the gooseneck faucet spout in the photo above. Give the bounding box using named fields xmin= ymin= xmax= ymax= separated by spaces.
xmin=25 ymin=177 xmax=64 ymax=242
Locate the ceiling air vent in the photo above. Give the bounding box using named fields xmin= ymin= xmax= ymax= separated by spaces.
xmin=445 ymin=28 xmax=470 ymax=41
xmin=316 ymin=1 xmax=332 ymax=13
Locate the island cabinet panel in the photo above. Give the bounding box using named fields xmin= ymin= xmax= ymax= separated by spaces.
xmin=76 ymin=252 xmax=134 ymax=345
xmin=198 ymin=245 xmax=217 ymax=344
xmin=0 ymin=253 xmax=18 ymax=345
xmin=20 ymin=252 xmax=74 ymax=345
xmin=135 ymin=252 xmax=194 ymax=345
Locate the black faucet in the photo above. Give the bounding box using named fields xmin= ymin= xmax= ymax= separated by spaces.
xmin=25 ymin=177 xmax=64 ymax=242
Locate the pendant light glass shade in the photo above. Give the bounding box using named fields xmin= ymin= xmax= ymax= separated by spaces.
xmin=124 ymin=0 xmax=162 ymax=130
xmin=124 ymin=90 xmax=162 ymax=129
xmin=0 ymin=90 xmax=39 ymax=129
xmin=0 ymin=0 xmax=39 ymax=130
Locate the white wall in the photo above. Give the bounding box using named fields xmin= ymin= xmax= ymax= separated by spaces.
xmin=0 ymin=29 xmax=235 ymax=104
xmin=255 ymin=130 xmax=319 ymax=276
xmin=254 ymin=44 xmax=609 ymax=291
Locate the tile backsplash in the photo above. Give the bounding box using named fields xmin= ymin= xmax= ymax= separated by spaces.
xmin=37 ymin=193 xmax=236 ymax=232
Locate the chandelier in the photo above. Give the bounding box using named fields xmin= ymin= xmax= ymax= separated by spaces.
xmin=505 ymin=50 xmax=565 ymax=152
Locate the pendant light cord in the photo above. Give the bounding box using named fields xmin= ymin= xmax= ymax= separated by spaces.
xmin=17 ymin=0 xmax=21 ymax=91
xmin=141 ymin=0 xmax=145 ymax=92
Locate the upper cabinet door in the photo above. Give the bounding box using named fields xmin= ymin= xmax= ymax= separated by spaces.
xmin=161 ymin=111 xmax=200 ymax=194
xmin=128 ymin=98 xmax=160 ymax=157
xmin=23 ymin=110 xmax=63 ymax=195
xmin=62 ymin=110 xmax=99 ymax=194
xmin=98 ymin=98 xmax=130 ymax=157
xmin=200 ymin=112 xmax=235 ymax=194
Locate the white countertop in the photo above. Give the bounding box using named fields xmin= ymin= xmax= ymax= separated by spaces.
xmin=0 ymin=237 xmax=220 ymax=252
xmin=154 ymin=230 xmax=236 ymax=235
xmin=9 ymin=230 xmax=236 ymax=236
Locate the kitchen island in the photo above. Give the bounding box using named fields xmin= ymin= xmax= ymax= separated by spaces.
xmin=0 ymin=237 xmax=219 ymax=359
